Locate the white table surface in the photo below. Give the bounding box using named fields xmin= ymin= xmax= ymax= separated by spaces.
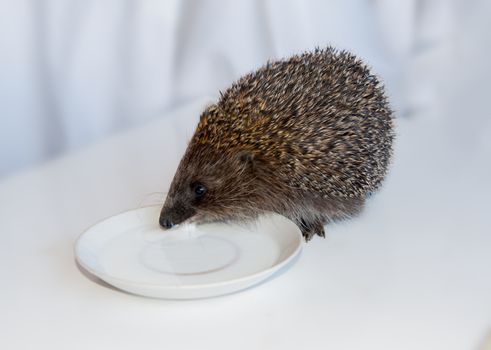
xmin=1 ymin=98 xmax=490 ymax=350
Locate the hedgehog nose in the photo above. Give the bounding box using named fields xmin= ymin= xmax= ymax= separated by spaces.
xmin=159 ymin=216 xmax=174 ymax=229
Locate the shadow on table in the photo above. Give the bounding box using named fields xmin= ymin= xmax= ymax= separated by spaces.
xmin=75 ymin=260 xmax=120 ymax=292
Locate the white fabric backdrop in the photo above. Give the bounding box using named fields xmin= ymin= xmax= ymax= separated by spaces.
xmin=0 ymin=0 xmax=489 ymax=179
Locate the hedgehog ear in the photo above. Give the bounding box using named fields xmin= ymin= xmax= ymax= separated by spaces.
xmin=237 ymin=150 xmax=256 ymax=168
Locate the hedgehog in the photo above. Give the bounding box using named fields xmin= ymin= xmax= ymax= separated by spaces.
xmin=159 ymin=47 xmax=394 ymax=241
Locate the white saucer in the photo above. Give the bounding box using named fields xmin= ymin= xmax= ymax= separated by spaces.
xmin=75 ymin=206 xmax=303 ymax=299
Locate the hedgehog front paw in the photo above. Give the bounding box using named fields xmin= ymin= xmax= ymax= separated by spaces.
xmin=299 ymin=218 xmax=325 ymax=242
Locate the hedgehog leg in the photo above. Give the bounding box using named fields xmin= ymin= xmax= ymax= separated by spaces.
xmin=299 ymin=218 xmax=325 ymax=242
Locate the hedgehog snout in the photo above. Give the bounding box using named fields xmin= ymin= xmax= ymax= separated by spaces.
xmin=159 ymin=216 xmax=175 ymax=229
xmin=159 ymin=201 xmax=197 ymax=230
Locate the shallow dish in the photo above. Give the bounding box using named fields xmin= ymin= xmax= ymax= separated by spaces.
xmin=75 ymin=206 xmax=303 ymax=299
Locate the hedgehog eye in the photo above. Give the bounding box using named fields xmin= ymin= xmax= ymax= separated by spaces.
xmin=191 ymin=182 xmax=207 ymax=198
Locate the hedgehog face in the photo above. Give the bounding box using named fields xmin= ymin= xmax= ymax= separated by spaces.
xmin=159 ymin=147 xmax=260 ymax=229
